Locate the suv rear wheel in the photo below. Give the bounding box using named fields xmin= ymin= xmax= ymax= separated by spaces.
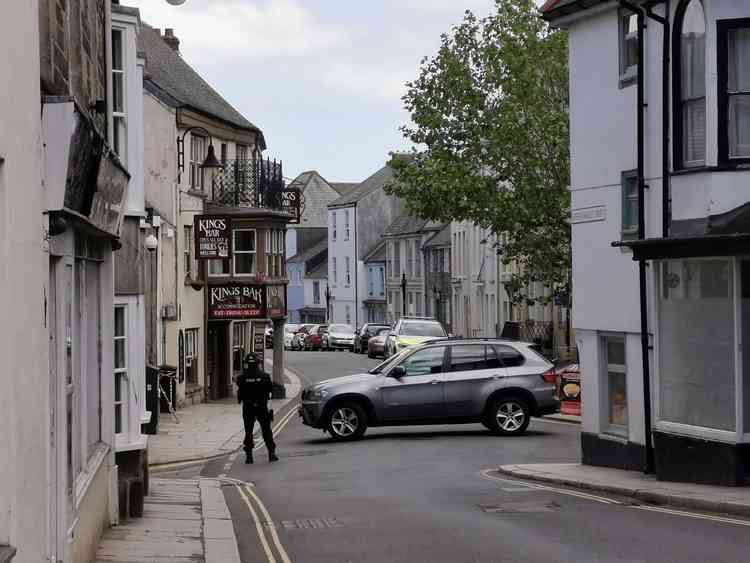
xmin=326 ymin=402 xmax=367 ymax=441
xmin=484 ymin=397 xmax=530 ymax=436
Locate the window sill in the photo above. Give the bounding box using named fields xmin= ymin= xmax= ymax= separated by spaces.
xmin=75 ymin=442 xmax=110 ymax=510
xmin=671 ymin=164 xmax=750 ymax=176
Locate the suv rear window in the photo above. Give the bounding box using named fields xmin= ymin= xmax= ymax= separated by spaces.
xmin=449 ymin=345 xmax=503 ymax=371
xmin=494 ymin=345 xmax=525 ymax=368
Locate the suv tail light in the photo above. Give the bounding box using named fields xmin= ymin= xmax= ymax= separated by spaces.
xmin=541 ymin=368 xmax=557 ymax=385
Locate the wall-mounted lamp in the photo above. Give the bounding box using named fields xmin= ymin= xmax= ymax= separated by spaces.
xmin=145 ymin=234 xmax=159 ymax=252
xmin=176 ymin=126 xmax=223 ymax=184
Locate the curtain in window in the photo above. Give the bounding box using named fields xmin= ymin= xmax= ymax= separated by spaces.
xmin=729 ymin=29 xmax=750 ymax=158
xmin=680 ymin=0 xmax=706 ymax=166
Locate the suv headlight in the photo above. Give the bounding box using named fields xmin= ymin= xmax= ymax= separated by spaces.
xmin=307 ymin=388 xmax=329 ymax=402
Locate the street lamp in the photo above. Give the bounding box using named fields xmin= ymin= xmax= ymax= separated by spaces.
xmin=401 ymin=272 xmax=407 ymax=317
xmin=176 ymin=126 xmax=223 ymax=184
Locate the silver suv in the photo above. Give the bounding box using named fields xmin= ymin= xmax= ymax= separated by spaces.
xmin=299 ymin=338 xmax=558 ymax=440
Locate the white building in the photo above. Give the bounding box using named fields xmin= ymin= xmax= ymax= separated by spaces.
xmin=544 ymin=0 xmax=750 ymax=484
xmin=327 ymin=164 xmax=403 ymax=327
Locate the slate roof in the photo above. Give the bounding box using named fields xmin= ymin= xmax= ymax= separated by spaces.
xmin=331 ymin=183 xmax=359 ymax=197
xmin=328 ymin=165 xmax=394 ymax=208
xmin=363 ymin=241 xmax=386 ymax=263
xmin=423 ymin=223 xmax=451 ymax=248
xmin=307 ymin=260 xmax=328 ymax=279
xmin=138 ymin=23 xmax=266 ymax=148
xmin=384 ymin=213 xmax=444 ymax=237
xmin=287 ymin=239 xmax=327 ymax=265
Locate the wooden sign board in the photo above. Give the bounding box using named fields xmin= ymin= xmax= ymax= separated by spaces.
xmin=208 ymin=284 xmax=266 ymax=319
xmin=194 ymin=215 xmax=232 ymax=259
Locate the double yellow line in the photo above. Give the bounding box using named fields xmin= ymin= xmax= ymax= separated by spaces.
xmin=234 ymin=402 xmax=298 ymax=562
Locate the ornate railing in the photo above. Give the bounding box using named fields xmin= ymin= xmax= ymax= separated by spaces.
xmin=210 ymin=157 xmax=285 ymax=210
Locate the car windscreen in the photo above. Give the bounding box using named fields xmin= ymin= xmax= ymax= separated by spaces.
xmin=400 ymin=322 xmax=446 ymax=337
xmin=329 ymin=324 xmax=354 ymax=333
xmin=367 ymin=325 xmax=389 ymax=334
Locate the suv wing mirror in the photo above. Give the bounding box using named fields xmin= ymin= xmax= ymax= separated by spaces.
xmin=389 ymin=365 xmax=407 ymax=378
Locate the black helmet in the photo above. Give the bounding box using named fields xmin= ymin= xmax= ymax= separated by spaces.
xmin=243 ymin=352 xmax=258 ymax=369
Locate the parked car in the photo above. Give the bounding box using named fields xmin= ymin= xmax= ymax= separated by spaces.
xmin=384 ymin=317 xmax=447 ymax=358
xmin=323 ymin=324 xmax=356 ymax=351
xmin=304 ymin=324 xmax=328 ymax=351
xmin=366 ymin=327 xmax=391 ymax=358
xmin=299 ymin=338 xmax=559 ymax=441
xmin=283 ymin=324 xmax=300 ymax=350
xmin=292 ymin=324 xmax=315 ymax=350
xmin=354 ymin=323 xmax=391 ymax=354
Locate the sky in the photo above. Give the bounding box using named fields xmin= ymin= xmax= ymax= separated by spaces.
xmin=124 ymin=0 xmax=497 ymax=182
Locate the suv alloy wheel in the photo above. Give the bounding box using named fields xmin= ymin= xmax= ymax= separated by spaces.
xmin=485 ymin=397 xmax=531 ymax=436
xmin=326 ymin=402 xmax=368 ymax=441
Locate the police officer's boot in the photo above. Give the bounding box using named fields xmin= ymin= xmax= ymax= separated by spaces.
xmin=268 ymin=450 xmax=278 ymax=462
xmin=245 ymin=451 xmax=253 ymax=464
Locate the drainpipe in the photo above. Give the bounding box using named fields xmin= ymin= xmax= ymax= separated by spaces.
xmin=620 ymin=0 xmax=655 ymax=475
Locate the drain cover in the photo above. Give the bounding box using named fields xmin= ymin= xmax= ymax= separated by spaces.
xmin=479 ymin=501 xmax=560 ymax=513
xmin=281 ymin=518 xmax=345 ymax=530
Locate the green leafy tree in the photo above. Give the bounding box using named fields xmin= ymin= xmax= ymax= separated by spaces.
xmin=387 ymin=0 xmax=570 ymax=305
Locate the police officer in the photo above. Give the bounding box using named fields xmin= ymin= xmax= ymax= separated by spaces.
xmin=237 ymin=352 xmax=278 ymax=464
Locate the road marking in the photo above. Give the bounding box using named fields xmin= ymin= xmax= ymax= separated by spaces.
xmin=237 ymin=484 xmax=278 ymax=563
xmin=480 ymin=469 xmax=621 ymax=505
xmin=632 ymin=505 xmax=750 ymax=527
xmin=245 ymin=485 xmax=293 ymax=563
xmin=253 ymin=403 xmax=299 ymax=452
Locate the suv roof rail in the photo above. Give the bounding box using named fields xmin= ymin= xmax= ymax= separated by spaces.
xmin=400 ymin=316 xmax=438 ymax=321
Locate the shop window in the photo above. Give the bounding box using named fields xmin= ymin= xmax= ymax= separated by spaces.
xmin=601 ymin=335 xmax=628 ymax=435
xmin=659 ymin=259 xmax=735 ymax=431
xmin=234 ymin=229 xmax=256 ymax=275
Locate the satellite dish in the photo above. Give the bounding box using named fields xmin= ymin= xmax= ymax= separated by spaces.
xmin=166 ymin=0 xmax=187 ymax=5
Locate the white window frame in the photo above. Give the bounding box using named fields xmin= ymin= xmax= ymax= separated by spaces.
xmin=189 ymin=133 xmax=207 ymax=190
xmin=233 ymin=228 xmax=257 ymax=276
xmin=619 ymin=9 xmax=639 ymax=87
xmin=111 ymin=27 xmax=127 ymax=164
xmin=344 ymin=209 xmax=350 ymax=240
xmin=600 ymin=333 xmax=628 ymax=438
xmin=114 ymin=305 xmax=127 ymax=436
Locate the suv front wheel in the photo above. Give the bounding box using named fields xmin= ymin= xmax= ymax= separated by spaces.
xmin=484 ymin=397 xmax=530 ymax=436
xmin=326 ymin=402 xmax=367 ymax=441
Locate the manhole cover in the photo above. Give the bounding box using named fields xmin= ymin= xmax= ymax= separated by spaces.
xmin=279 ymin=449 xmax=329 ymax=458
xmin=479 ymin=501 xmax=560 ymax=513
xmin=281 ymin=518 xmax=345 ymax=530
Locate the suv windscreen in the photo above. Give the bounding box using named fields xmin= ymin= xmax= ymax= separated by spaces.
xmin=399 ymin=322 xmax=446 ymax=337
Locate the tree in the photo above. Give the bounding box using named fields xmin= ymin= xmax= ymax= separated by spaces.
xmin=387 ymin=0 xmax=569 ymax=305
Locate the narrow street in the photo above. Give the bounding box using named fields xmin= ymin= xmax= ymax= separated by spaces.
xmin=157 ymin=352 xmax=750 ymax=563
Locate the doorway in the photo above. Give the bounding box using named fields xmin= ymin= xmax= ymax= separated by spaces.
xmin=207 ymin=322 xmax=230 ymax=400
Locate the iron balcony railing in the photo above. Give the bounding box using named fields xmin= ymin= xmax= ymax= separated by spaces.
xmin=210 ymin=157 xmax=285 ymax=210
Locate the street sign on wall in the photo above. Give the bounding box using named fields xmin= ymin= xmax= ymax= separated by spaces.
xmin=194 ymin=215 xmax=232 ymax=259
xmin=208 ymin=284 xmax=266 ymax=319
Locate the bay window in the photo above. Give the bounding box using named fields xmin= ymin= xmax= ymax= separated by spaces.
xmin=718 ymin=19 xmax=750 ymax=164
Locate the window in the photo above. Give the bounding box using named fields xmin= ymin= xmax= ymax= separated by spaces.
xmin=345 ymin=257 xmax=351 ymax=287
xmin=236 ymin=144 xmax=248 ymax=161
xmin=345 ymin=305 xmax=351 ymax=325
xmin=449 ymin=345 xmax=491 ymax=372
xmin=601 ymin=335 xmax=628 ymax=434
xmin=675 ymin=0 xmax=706 ymax=168
xmin=495 ymin=345 xmax=524 ymax=368
xmin=220 ymin=143 xmax=228 ymax=164
xmin=114 ymin=306 xmax=126 ymax=435
xmin=232 ymin=321 xmax=248 ymax=370
xmin=394 ymin=241 xmax=401 ymax=276
xmin=189 ymin=134 xmax=207 ymax=190
xmin=407 ymin=241 xmax=414 ymax=278
xmin=415 ymin=242 xmax=422 ymax=278
xmin=266 ymin=229 xmax=273 ymax=275
xmin=368 ymin=268 xmax=374 ymax=296
xmin=184 ymin=226 xmax=194 ymax=279
xmin=379 ymin=266 xmax=385 ymax=296
xmin=332 ymin=211 xmax=337 ymax=241
xmin=209 ymin=259 xmax=229 ymax=276
xmin=185 ymin=328 xmax=199 ymax=384
xmin=344 ymin=209 xmax=350 ymax=240
xmin=111 ymin=29 xmax=127 ymax=162
xmin=621 ymin=170 xmax=638 ymax=239
xmin=619 ymin=9 xmax=639 ymax=87
xmin=718 ymin=18 xmax=750 ymax=164
xmin=332 ymin=257 xmax=337 ymax=284
xmin=313 ymin=281 xmax=321 ymax=304
xmin=398 ymin=346 xmax=446 ymax=377
xmin=234 ymin=229 xmax=256 ymax=275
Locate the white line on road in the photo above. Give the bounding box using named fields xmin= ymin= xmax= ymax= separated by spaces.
xmin=245 ymin=485 xmax=293 ymax=563
xmin=237 ymin=485 xmax=278 ymax=563
xmin=253 ymin=403 xmax=299 ymax=452
xmin=480 ymin=469 xmax=621 ymax=505
xmin=632 ymin=505 xmax=750 ymax=527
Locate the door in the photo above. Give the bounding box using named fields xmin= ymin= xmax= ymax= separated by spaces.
xmin=207 ymin=323 xmax=230 ymax=400
xmin=380 ymin=345 xmax=447 ymax=420
xmin=444 ymin=345 xmax=506 ymax=416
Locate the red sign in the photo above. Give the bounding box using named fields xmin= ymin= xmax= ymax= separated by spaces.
xmin=208 ymin=284 xmax=266 ymax=319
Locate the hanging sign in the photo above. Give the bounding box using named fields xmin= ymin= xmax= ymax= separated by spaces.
xmin=208 ymin=284 xmax=266 ymax=319
xmin=194 ymin=215 xmax=232 ymax=259
xmin=267 ymin=284 xmax=287 ymax=318
xmin=281 ymin=187 xmax=302 ymax=224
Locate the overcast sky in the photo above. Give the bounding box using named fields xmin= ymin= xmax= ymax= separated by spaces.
xmin=125 ymin=0 xmax=497 ymax=182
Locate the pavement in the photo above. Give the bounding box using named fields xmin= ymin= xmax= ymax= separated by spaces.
xmin=499 ymin=463 xmax=750 ymax=518
xmin=94 ymin=478 xmax=240 ymax=563
xmin=542 ymin=412 xmax=581 ymax=424
xmin=149 ymin=361 xmax=301 ymax=468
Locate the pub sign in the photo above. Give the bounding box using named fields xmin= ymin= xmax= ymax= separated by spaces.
xmin=267 ymin=284 xmax=287 ymax=318
xmin=208 ymin=284 xmax=266 ymax=319
xmin=194 ymin=215 xmax=232 ymax=260
xmin=281 ymin=187 xmax=301 ymax=224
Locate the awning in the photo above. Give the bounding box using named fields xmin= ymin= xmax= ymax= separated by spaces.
xmin=615 ymin=233 xmax=750 ymax=261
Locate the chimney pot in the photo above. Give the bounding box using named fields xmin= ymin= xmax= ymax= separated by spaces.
xmin=162 ymin=28 xmax=180 ymax=53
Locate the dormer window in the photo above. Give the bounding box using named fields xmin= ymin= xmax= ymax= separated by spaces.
xmin=675 ymin=0 xmax=706 ymax=169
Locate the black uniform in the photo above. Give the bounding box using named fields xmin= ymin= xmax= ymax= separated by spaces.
xmin=237 ymin=355 xmax=277 ymax=462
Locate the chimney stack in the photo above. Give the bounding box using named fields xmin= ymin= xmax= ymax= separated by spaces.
xmin=163 ymin=29 xmax=180 ymax=53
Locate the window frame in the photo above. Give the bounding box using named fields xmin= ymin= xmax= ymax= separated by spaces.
xmin=189 ymin=133 xmax=207 ymax=191
xmin=114 ymin=305 xmax=127 ymax=436
xmin=233 ymin=228 xmax=257 ymax=276
xmin=344 ymin=209 xmax=350 ymax=241
xmin=332 ymin=211 xmax=337 ymax=241
xmin=345 ymin=256 xmax=351 ymax=287
xmin=184 ymin=328 xmax=199 ymax=385
xmin=600 ymin=334 xmax=629 ymax=437
xmin=111 ymin=27 xmax=127 ymax=163
xmin=621 ymin=169 xmax=639 ymax=240
xmin=313 ymin=280 xmax=321 ymax=304
xmin=717 ymin=17 xmax=750 ymax=167
xmin=619 ymin=8 xmax=639 ymax=89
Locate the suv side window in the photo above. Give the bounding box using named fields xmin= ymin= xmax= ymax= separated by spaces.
xmin=495 ymin=345 xmax=525 ymax=368
xmin=398 ymin=346 xmax=446 ymax=377
xmin=448 ymin=345 xmax=487 ymax=372
xmin=486 ymin=346 xmax=503 ymax=369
